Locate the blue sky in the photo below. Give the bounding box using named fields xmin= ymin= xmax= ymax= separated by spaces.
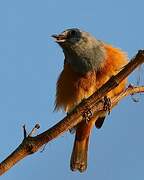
xmin=0 ymin=0 xmax=144 ymax=179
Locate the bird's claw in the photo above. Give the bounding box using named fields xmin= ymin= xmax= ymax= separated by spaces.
xmin=82 ymin=108 xmax=93 ymax=123
xmin=103 ymin=96 xmax=111 ymax=115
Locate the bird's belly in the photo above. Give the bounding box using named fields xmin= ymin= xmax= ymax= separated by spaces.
xmin=55 ymin=64 xmax=97 ymax=113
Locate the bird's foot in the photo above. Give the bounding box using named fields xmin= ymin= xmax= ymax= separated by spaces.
xmin=82 ymin=108 xmax=93 ymax=123
xmin=103 ymin=96 xmax=111 ymax=115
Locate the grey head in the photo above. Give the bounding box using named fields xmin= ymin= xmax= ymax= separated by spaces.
xmin=52 ymin=28 xmax=106 ymax=74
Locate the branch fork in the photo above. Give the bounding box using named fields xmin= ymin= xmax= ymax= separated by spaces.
xmin=0 ymin=50 xmax=144 ymax=176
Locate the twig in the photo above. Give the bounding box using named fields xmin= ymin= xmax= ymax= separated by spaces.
xmin=28 ymin=124 xmax=40 ymax=137
xmin=0 ymin=50 xmax=144 ymax=176
xmin=23 ymin=125 xmax=27 ymax=139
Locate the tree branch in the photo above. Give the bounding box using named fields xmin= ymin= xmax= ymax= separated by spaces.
xmin=0 ymin=50 xmax=144 ymax=176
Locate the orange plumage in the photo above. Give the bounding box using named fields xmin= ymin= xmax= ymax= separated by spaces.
xmin=55 ymin=44 xmax=127 ymax=112
xmin=53 ymin=28 xmax=128 ymax=172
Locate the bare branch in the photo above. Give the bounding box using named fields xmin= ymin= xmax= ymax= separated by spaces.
xmin=0 ymin=50 xmax=144 ymax=176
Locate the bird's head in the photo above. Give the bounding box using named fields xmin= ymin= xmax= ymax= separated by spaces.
xmin=52 ymin=28 xmax=82 ymax=46
xmin=52 ymin=28 xmax=106 ymax=74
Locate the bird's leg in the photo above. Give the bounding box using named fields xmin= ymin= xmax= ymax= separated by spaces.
xmin=69 ymin=104 xmax=93 ymax=133
xmin=103 ymin=96 xmax=111 ymax=115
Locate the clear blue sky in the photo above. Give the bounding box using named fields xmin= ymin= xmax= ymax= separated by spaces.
xmin=0 ymin=0 xmax=144 ymax=179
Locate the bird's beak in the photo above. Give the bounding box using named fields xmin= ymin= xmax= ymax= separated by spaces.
xmin=51 ymin=33 xmax=67 ymax=43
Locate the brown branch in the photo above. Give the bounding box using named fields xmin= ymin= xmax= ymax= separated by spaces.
xmin=0 ymin=50 xmax=144 ymax=176
xmin=112 ymin=85 xmax=144 ymax=106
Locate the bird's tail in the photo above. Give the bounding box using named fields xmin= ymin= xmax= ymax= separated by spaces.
xmin=70 ymin=119 xmax=93 ymax=172
xmin=70 ymin=134 xmax=89 ymax=172
xmin=70 ymin=114 xmax=99 ymax=172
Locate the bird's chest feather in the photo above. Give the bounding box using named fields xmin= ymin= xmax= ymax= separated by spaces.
xmin=55 ymin=63 xmax=97 ymax=112
xmin=55 ymin=44 xmax=128 ymax=112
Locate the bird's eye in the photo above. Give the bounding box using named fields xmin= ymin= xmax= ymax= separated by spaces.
xmin=70 ymin=30 xmax=77 ymax=37
xmin=67 ymin=29 xmax=80 ymax=39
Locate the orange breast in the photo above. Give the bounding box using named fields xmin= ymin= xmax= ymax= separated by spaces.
xmin=55 ymin=64 xmax=97 ymax=112
xmin=96 ymin=44 xmax=128 ymax=97
xmin=55 ymin=44 xmax=128 ymax=113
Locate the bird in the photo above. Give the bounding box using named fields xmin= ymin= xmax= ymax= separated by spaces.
xmin=52 ymin=28 xmax=128 ymax=172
